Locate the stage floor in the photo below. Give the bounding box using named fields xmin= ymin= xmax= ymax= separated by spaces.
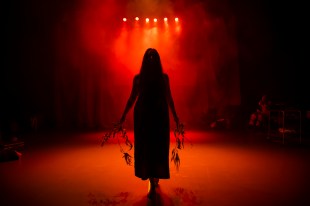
xmin=0 ymin=130 xmax=309 ymax=206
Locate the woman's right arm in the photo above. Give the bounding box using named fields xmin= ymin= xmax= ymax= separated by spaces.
xmin=120 ymin=75 xmax=139 ymax=123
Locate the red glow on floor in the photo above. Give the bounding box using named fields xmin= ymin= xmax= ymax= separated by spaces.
xmin=1 ymin=131 xmax=308 ymax=206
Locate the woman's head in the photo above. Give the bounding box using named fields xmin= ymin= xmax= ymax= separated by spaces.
xmin=140 ymin=48 xmax=163 ymax=77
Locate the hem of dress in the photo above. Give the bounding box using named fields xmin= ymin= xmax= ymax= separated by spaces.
xmin=136 ymin=175 xmax=170 ymax=180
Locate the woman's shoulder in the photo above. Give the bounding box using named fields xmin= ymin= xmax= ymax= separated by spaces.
xmin=163 ymin=73 xmax=169 ymax=80
xmin=133 ymin=74 xmax=140 ymax=84
xmin=134 ymin=74 xmax=140 ymax=80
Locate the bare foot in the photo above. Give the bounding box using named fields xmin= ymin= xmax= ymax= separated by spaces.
xmin=147 ymin=178 xmax=156 ymax=199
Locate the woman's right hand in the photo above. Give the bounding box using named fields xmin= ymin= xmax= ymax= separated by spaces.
xmin=119 ymin=115 xmax=125 ymax=124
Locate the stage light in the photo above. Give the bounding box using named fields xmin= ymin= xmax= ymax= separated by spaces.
xmin=146 ymin=18 xmax=149 ymax=23
xmin=135 ymin=17 xmax=139 ymax=21
xmin=175 ymin=17 xmax=179 ymax=22
xmin=123 ymin=18 xmax=127 ymax=22
xmin=164 ymin=17 xmax=168 ymax=22
xmin=154 ymin=18 xmax=158 ymax=23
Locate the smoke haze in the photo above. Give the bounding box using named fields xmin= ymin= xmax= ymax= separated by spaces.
xmin=50 ymin=0 xmax=240 ymax=129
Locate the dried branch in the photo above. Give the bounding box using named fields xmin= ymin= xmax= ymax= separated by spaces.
xmin=123 ymin=152 xmax=133 ymax=166
xmin=171 ymin=123 xmax=191 ymax=171
xmin=101 ymin=122 xmax=133 ymax=166
xmin=171 ymin=148 xmax=180 ymax=171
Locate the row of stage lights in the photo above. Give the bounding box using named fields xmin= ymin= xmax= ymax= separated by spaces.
xmin=122 ymin=17 xmax=179 ymax=23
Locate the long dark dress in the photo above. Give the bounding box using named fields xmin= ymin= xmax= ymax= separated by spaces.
xmin=133 ymin=73 xmax=170 ymax=179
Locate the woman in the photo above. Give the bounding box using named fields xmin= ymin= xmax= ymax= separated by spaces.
xmin=119 ymin=48 xmax=179 ymax=198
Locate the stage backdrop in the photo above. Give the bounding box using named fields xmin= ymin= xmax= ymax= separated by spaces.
xmin=52 ymin=0 xmax=240 ymax=129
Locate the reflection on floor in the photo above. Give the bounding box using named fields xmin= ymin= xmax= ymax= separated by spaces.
xmin=0 ymin=130 xmax=309 ymax=206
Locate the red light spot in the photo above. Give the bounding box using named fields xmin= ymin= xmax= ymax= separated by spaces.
xmin=164 ymin=17 xmax=168 ymax=22
xmin=146 ymin=18 xmax=149 ymax=23
xmin=123 ymin=18 xmax=127 ymax=22
xmin=154 ymin=18 xmax=157 ymax=23
xmin=135 ymin=17 xmax=139 ymax=21
xmin=175 ymin=17 xmax=179 ymax=22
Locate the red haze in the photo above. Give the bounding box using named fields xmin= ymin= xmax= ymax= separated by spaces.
xmin=53 ymin=0 xmax=240 ymax=129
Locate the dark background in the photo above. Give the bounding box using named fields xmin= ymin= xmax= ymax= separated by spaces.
xmin=1 ymin=0 xmax=309 ymax=135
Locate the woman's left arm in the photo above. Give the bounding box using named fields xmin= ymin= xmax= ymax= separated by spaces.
xmin=164 ymin=74 xmax=179 ymax=125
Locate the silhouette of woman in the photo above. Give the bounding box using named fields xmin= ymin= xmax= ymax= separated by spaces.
xmin=119 ymin=48 xmax=179 ymax=198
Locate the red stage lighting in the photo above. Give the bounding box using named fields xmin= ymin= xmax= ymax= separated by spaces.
xmin=175 ymin=17 xmax=179 ymax=22
xmin=145 ymin=18 xmax=150 ymax=23
xmin=164 ymin=17 xmax=168 ymax=22
xmin=123 ymin=18 xmax=127 ymax=22
xmin=154 ymin=18 xmax=158 ymax=23
xmin=135 ymin=17 xmax=139 ymax=21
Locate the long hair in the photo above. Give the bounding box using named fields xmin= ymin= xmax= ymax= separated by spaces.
xmin=139 ymin=48 xmax=164 ymax=86
xmin=140 ymin=48 xmax=164 ymax=96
